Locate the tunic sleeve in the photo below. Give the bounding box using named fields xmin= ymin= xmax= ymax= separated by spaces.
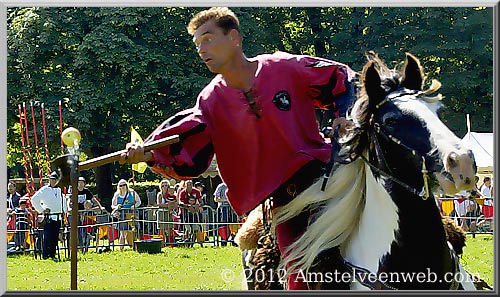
xmin=145 ymin=106 xmax=214 ymax=180
xmin=297 ymin=55 xmax=356 ymax=110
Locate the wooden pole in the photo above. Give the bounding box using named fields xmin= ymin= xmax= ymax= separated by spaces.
xmin=69 ymin=153 xmax=79 ymax=290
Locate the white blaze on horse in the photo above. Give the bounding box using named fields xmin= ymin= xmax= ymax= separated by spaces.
xmin=272 ymin=52 xmax=477 ymax=290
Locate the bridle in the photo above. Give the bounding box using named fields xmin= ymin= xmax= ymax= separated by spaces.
xmin=364 ymin=88 xmax=442 ymax=200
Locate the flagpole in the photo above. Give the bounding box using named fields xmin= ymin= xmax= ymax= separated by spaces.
xmin=466 ymin=114 xmax=471 ymax=141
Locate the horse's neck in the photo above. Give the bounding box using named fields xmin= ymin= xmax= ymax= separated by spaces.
xmin=342 ymin=163 xmax=399 ymax=273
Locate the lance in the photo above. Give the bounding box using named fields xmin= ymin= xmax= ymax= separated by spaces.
xmin=22 ymin=102 xmax=35 ymax=195
xmin=18 ymin=104 xmax=33 ymax=196
xmin=41 ymin=103 xmax=51 ymax=176
xmin=30 ymin=101 xmax=44 ymax=187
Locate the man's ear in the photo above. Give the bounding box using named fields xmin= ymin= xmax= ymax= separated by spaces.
xmin=229 ymin=29 xmax=240 ymax=42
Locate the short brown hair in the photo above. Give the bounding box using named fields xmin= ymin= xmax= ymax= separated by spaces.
xmin=187 ymin=7 xmax=240 ymax=36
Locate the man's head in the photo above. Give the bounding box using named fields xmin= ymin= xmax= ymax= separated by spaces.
xmin=78 ymin=176 xmax=86 ymax=191
xmin=187 ymin=7 xmax=240 ymax=36
xmin=49 ymin=172 xmax=59 ymax=187
xmin=19 ymin=198 xmax=27 ymax=209
xmin=186 ymin=180 xmax=193 ymax=191
xmin=484 ymin=176 xmax=491 ymax=186
xmin=8 ymin=181 xmax=16 ymax=194
xmin=194 ymin=182 xmax=204 ymax=191
xmin=188 ymin=7 xmax=242 ymax=74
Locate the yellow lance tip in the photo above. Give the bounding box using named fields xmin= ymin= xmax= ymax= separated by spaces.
xmin=61 ymin=127 xmax=81 ymax=147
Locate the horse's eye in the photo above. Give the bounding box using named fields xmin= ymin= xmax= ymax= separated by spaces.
xmin=384 ymin=117 xmax=398 ymax=127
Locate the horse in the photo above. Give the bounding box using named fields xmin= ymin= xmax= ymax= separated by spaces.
xmin=265 ymin=52 xmax=478 ymax=290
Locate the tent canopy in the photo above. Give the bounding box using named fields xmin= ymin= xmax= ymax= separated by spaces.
xmin=460 ymin=132 xmax=493 ymax=173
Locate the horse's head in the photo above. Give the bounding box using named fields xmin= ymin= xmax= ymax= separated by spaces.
xmin=350 ymin=52 xmax=476 ymax=196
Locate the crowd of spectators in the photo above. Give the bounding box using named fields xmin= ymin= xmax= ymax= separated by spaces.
xmin=7 ymin=176 xmax=242 ymax=256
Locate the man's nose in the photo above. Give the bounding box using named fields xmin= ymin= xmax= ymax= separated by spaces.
xmin=196 ymin=43 xmax=206 ymax=55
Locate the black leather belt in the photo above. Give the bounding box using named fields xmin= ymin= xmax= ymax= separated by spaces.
xmin=272 ymin=160 xmax=325 ymax=208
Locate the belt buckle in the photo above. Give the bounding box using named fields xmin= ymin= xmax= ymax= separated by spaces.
xmin=286 ymin=183 xmax=297 ymax=198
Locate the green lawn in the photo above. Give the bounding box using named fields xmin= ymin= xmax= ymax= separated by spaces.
xmin=461 ymin=234 xmax=495 ymax=287
xmin=6 ymin=234 xmax=494 ymax=291
xmin=7 ymin=246 xmax=245 ymax=291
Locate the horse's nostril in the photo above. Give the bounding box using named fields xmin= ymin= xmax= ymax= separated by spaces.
xmin=465 ymin=177 xmax=471 ymax=184
xmin=447 ymin=153 xmax=458 ymax=168
xmin=459 ymin=174 xmax=464 ymax=180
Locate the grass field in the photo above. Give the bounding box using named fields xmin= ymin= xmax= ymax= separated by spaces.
xmin=6 ymin=234 xmax=494 ymax=291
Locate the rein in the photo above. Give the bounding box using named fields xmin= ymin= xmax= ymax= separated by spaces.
xmin=341 ymin=240 xmax=461 ymax=290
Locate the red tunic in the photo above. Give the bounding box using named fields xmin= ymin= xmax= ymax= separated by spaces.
xmin=145 ymin=51 xmax=355 ymax=215
xmin=178 ymin=188 xmax=202 ymax=205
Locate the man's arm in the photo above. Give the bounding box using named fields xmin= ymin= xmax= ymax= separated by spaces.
xmin=119 ymin=107 xmax=214 ymax=180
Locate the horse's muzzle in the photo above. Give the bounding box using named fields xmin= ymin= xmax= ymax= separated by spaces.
xmin=435 ymin=149 xmax=476 ymax=194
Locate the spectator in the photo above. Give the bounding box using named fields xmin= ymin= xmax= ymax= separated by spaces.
xmin=194 ymin=181 xmax=209 ymax=239
xmin=80 ymin=200 xmax=95 ymax=252
xmin=67 ymin=176 xmax=101 ymax=248
xmin=178 ymin=180 xmax=202 ymax=242
xmin=111 ymin=179 xmax=141 ymax=250
xmin=453 ymin=191 xmax=475 ymax=230
xmin=480 ymin=176 xmax=493 ymax=206
xmin=13 ymin=198 xmax=32 ymax=251
xmin=480 ymin=176 xmax=494 ymax=231
xmin=31 ymin=172 xmax=68 ymax=259
xmin=214 ymin=182 xmax=236 ymax=245
xmin=157 ymin=179 xmax=178 ymax=245
xmin=7 ymin=181 xmax=22 ymax=211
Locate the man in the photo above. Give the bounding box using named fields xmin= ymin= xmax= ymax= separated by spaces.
xmin=214 ymin=182 xmax=234 ymax=245
xmin=68 ymin=176 xmax=102 ymax=248
xmin=120 ymin=7 xmax=355 ymax=289
xmin=178 ymin=180 xmax=202 ymax=242
xmin=31 ymin=172 xmax=68 ymax=259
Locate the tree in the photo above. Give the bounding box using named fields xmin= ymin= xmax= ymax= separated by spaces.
xmin=8 ymin=7 xmax=493 ymax=206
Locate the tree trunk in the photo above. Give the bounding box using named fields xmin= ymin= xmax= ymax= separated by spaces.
xmin=90 ymin=145 xmax=114 ymax=211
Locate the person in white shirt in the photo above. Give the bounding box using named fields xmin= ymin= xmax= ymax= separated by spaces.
xmin=31 ymin=172 xmax=67 ymax=259
xmin=480 ymin=176 xmax=493 ymax=206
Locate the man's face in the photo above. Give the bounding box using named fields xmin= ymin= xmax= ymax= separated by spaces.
xmin=186 ymin=182 xmax=193 ymax=191
xmin=193 ymin=20 xmax=237 ymax=74
xmin=78 ymin=181 xmax=85 ymax=191
xmin=49 ymin=178 xmax=57 ymax=187
xmin=8 ymin=183 xmax=16 ymax=194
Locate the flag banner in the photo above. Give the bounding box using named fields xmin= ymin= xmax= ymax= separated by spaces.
xmin=131 ymin=127 xmax=148 ymax=173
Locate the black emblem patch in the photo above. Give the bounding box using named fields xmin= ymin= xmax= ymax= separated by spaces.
xmin=273 ymin=91 xmax=291 ymax=111
xmin=307 ymin=61 xmax=335 ymax=68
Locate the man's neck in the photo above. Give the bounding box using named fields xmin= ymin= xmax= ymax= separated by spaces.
xmin=221 ymin=55 xmax=258 ymax=92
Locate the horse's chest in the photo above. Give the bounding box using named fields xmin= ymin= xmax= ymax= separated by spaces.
xmin=341 ymin=170 xmax=400 ymax=283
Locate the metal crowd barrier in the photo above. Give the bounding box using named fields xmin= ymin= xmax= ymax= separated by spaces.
xmin=439 ymin=197 xmax=494 ymax=235
xmin=7 ymin=204 xmax=244 ymax=257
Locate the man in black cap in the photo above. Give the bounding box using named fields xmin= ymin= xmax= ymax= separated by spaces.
xmin=31 ymin=172 xmax=67 ymax=259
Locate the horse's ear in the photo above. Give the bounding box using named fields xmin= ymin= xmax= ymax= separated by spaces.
xmin=401 ymin=53 xmax=425 ymax=91
xmin=363 ymin=61 xmax=385 ymax=110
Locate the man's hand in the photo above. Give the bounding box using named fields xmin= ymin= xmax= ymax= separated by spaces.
xmin=119 ymin=142 xmax=153 ymax=164
xmin=332 ymin=117 xmax=355 ymax=137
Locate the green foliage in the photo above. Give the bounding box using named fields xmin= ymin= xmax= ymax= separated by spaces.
xmin=7 ymin=7 xmax=493 ymax=198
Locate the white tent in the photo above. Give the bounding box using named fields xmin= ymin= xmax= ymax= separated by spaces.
xmin=460 ymin=132 xmax=494 ymax=173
